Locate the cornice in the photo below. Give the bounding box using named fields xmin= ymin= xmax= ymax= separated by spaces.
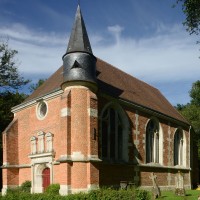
xmin=12 ymin=89 xmax=63 ymax=113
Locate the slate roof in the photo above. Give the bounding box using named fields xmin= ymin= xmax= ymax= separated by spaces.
xmin=25 ymin=58 xmax=187 ymax=124
xmin=66 ymin=5 xmax=93 ymax=55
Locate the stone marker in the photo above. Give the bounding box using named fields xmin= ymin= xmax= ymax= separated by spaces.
xmin=149 ymin=172 xmax=161 ymax=199
xmin=175 ymin=171 xmax=185 ymax=196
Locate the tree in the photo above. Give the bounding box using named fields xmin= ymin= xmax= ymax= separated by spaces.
xmin=190 ymin=80 xmax=200 ymax=106
xmin=29 ymin=78 xmax=46 ymax=93
xmin=176 ymin=0 xmax=200 ymax=56
xmin=0 ymin=40 xmax=29 ymax=90
xmin=176 ymin=80 xmax=200 ymax=157
xmin=0 ymin=92 xmax=27 ymax=137
xmin=177 ymin=0 xmax=200 ymax=36
xmin=0 ymin=40 xmax=29 ymax=190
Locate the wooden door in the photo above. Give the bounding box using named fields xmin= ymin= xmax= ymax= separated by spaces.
xmin=42 ymin=168 xmax=50 ymax=191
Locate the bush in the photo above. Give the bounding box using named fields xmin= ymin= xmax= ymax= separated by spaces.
xmin=20 ymin=180 xmax=31 ymax=193
xmin=88 ymin=188 xmax=136 ymax=200
xmin=1 ymin=186 xmax=151 ymax=200
xmin=45 ymin=183 xmax=60 ymax=195
xmin=135 ymin=189 xmax=151 ymax=200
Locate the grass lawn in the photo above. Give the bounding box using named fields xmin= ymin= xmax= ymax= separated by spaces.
xmin=157 ymin=190 xmax=200 ymax=199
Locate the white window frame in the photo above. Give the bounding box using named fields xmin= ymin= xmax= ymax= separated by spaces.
xmin=146 ymin=118 xmax=163 ymax=164
xmin=174 ymin=128 xmax=186 ymax=167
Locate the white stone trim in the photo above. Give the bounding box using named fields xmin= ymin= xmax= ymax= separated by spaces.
xmin=87 ymin=155 xmax=101 ymax=161
xmin=88 ymin=108 xmax=98 ymax=117
xmin=71 ymin=152 xmax=85 ymax=161
xmin=61 ymin=108 xmax=71 ymax=117
xmin=1 ymin=185 xmax=18 ymax=196
xmin=31 ymin=162 xmax=53 ymax=194
xmin=29 ymin=152 xmax=55 ymax=159
xmin=2 ymin=164 xmax=31 ymax=168
xmin=139 ymin=163 xmax=191 ymax=170
xmin=12 ymin=90 xmax=63 ymax=113
xmin=37 ymin=131 xmax=45 ymax=153
xmin=59 ymin=185 xmax=71 ymax=195
xmin=31 ymin=136 xmax=37 ymax=154
xmin=87 ymin=184 xmax=99 ymax=190
xmin=57 ymin=154 xmax=101 ymax=162
xmin=36 ymin=100 xmax=48 ymax=120
xmin=46 ymin=132 xmax=54 ymax=152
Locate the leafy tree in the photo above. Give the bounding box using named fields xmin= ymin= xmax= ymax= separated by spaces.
xmin=175 ymin=0 xmax=200 ymax=55
xmin=0 ymin=40 xmax=30 ymax=90
xmin=176 ymin=80 xmax=200 ymax=157
xmin=190 ymin=80 xmax=200 ymax=106
xmin=0 ymin=91 xmax=27 ymax=136
xmin=0 ymin=40 xmax=29 ymax=190
xmin=29 ymin=78 xmax=46 ymax=93
xmin=177 ymin=0 xmax=200 ymax=36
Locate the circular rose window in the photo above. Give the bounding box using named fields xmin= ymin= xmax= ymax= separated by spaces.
xmin=37 ymin=101 xmax=48 ymax=119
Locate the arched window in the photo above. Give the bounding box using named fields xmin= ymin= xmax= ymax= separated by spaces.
xmin=101 ymin=105 xmax=128 ymax=161
xmin=174 ymin=129 xmax=183 ymax=166
xmin=146 ymin=119 xmax=159 ymax=163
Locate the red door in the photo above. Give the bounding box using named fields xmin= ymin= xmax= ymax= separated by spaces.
xmin=42 ymin=168 xmax=50 ymax=191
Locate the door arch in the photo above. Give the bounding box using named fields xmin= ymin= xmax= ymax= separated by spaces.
xmin=42 ymin=168 xmax=50 ymax=191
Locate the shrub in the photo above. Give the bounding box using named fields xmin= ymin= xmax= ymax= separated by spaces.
xmin=45 ymin=183 xmax=60 ymax=195
xmin=135 ymin=189 xmax=151 ymax=200
xmin=20 ymin=180 xmax=31 ymax=193
xmin=1 ymin=186 xmax=151 ymax=200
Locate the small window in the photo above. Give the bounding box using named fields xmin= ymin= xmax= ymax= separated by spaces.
xmin=37 ymin=101 xmax=48 ymax=119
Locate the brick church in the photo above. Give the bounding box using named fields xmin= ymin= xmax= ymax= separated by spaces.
xmin=1 ymin=5 xmax=198 ymax=195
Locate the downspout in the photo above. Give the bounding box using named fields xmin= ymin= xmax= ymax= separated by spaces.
xmin=189 ymin=125 xmax=192 ymax=189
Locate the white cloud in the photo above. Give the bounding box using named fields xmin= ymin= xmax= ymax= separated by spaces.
xmin=95 ymin=23 xmax=200 ymax=84
xmin=1 ymin=22 xmax=199 ymax=104
xmin=0 ymin=23 xmax=67 ymax=46
xmin=107 ymin=25 xmax=124 ymax=44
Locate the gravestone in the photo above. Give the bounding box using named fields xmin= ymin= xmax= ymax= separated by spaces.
xmin=149 ymin=172 xmax=161 ymax=199
xmin=175 ymin=171 xmax=185 ymax=196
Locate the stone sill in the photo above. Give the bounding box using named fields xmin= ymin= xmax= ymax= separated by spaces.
xmin=29 ymin=151 xmax=55 ymax=159
xmin=139 ymin=163 xmax=191 ymax=171
xmin=57 ymin=155 xmax=102 ymax=163
xmin=1 ymin=164 xmax=31 ymax=169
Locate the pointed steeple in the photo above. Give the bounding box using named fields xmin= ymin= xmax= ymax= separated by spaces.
xmin=62 ymin=5 xmax=97 ymax=88
xmin=66 ymin=5 xmax=93 ymax=55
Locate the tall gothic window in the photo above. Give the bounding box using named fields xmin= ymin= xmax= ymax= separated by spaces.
xmin=101 ymin=106 xmax=124 ymax=161
xmin=146 ymin=119 xmax=159 ymax=163
xmin=174 ymin=129 xmax=183 ymax=166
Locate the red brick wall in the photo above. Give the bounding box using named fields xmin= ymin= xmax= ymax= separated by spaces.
xmin=2 ymin=88 xmax=194 ymax=191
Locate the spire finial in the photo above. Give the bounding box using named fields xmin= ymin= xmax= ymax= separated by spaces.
xmin=78 ymin=0 xmax=80 ymax=5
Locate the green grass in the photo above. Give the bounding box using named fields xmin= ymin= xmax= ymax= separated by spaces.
xmin=157 ymin=190 xmax=200 ymax=200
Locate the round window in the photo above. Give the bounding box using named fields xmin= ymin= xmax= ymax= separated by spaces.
xmin=37 ymin=101 xmax=48 ymax=119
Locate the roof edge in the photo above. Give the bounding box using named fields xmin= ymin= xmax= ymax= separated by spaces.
xmin=12 ymin=89 xmax=63 ymax=113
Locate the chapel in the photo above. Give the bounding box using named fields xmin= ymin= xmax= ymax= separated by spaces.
xmin=1 ymin=5 xmax=198 ymax=195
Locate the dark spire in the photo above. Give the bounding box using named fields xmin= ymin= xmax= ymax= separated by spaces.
xmin=62 ymin=5 xmax=97 ymax=87
xmin=66 ymin=5 xmax=93 ymax=55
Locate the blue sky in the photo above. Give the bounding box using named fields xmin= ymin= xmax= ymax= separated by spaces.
xmin=0 ymin=0 xmax=199 ymax=105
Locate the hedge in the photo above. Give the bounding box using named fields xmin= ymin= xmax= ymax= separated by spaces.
xmin=0 ymin=187 xmax=151 ymax=200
